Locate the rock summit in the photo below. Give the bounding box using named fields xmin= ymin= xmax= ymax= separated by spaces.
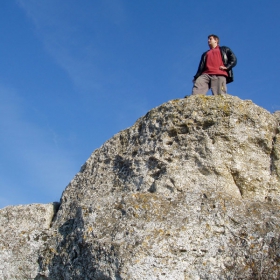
xmin=1 ymin=95 xmax=280 ymax=279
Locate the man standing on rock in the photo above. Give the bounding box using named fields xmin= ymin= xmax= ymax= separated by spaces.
xmin=191 ymin=34 xmax=237 ymax=95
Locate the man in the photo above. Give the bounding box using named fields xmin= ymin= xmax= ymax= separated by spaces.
xmin=191 ymin=34 xmax=237 ymax=95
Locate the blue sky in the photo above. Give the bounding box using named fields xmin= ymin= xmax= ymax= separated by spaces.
xmin=1 ymin=1 xmax=280 ymax=208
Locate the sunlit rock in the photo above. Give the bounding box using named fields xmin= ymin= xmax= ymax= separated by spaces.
xmin=1 ymin=95 xmax=280 ymax=279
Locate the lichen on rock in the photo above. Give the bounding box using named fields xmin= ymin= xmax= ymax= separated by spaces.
xmin=1 ymin=95 xmax=280 ymax=279
xmin=0 ymin=203 xmax=59 ymax=280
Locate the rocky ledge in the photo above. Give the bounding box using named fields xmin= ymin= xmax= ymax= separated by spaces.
xmin=1 ymin=95 xmax=280 ymax=279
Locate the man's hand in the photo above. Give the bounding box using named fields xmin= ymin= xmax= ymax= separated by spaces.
xmin=219 ymin=66 xmax=227 ymax=70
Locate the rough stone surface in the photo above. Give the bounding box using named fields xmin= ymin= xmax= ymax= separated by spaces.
xmin=0 ymin=203 xmax=59 ymax=280
xmin=1 ymin=95 xmax=280 ymax=279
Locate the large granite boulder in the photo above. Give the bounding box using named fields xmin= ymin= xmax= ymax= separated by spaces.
xmin=1 ymin=95 xmax=280 ymax=279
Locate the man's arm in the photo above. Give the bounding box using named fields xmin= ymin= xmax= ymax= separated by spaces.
xmin=224 ymin=47 xmax=237 ymax=70
xmin=193 ymin=52 xmax=207 ymax=81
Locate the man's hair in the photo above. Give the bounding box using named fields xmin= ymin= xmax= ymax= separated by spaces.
xmin=208 ymin=34 xmax=219 ymax=44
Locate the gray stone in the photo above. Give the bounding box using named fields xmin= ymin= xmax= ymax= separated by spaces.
xmin=1 ymin=95 xmax=280 ymax=279
xmin=0 ymin=203 xmax=59 ymax=280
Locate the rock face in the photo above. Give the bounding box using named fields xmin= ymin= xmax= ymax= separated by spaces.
xmin=0 ymin=203 xmax=59 ymax=279
xmin=1 ymin=95 xmax=280 ymax=279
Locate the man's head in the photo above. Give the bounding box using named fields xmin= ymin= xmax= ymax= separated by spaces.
xmin=208 ymin=34 xmax=219 ymax=49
